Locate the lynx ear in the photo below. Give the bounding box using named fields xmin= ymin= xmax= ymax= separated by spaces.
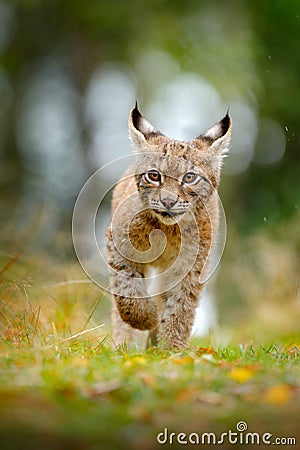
xmin=200 ymin=112 xmax=232 ymax=157
xmin=129 ymin=103 xmax=162 ymax=150
xmin=192 ymin=112 xmax=232 ymax=179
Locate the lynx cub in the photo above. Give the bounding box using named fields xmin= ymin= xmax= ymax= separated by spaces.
xmin=106 ymin=104 xmax=232 ymax=350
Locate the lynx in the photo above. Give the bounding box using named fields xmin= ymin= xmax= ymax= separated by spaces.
xmin=106 ymin=104 xmax=232 ymax=350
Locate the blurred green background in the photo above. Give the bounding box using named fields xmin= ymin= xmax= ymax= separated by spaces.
xmin=0 ymin=0 xmax=299 ymax=338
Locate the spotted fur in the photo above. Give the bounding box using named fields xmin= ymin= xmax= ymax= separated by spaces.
xmin=106 ymin=105 xmax=232 ymax=350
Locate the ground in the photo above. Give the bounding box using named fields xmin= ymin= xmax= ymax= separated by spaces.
xmin=0 ymin=252 xmax=300 ymax=450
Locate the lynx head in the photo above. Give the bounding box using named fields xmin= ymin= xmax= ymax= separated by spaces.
xmin=129 ymin=103 xmax=232 ymax=225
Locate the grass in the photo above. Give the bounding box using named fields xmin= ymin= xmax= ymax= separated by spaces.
xmin=1 ymin=252 xmax=300 ymax=450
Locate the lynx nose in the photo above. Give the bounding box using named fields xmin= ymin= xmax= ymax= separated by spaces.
xmin=160 ymin=194 xmax=178 ymax=210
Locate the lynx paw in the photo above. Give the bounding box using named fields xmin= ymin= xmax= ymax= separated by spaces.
xmin=116 ymin=297 xmax=158 ymax=330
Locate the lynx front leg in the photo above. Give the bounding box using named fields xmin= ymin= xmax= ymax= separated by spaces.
xmin=147 ymin=326 xmax=159 ymax=347
xmin=157 ymin=274 xmax=203 ymax=350
xmin=111 ymin=304 xmax=147 ymax=349
xmin=110 ymin=267 xmax=158 ymax=331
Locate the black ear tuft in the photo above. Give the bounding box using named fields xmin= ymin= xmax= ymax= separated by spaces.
xmin=200 ymin=112 xmax=232 ymax=144
xmin=219 ymin=111 xmax=231 ymax=137
xmin=131 ymin=102 xmax=142 ymax=131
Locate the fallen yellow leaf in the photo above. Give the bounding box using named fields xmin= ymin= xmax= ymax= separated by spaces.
xmin=124 ymin=356 xmax=147 ymax=367
xmin=197 ymin=347 xmax=218 ymax=356
xmin=263 ymin=384 xmax=293 ymax=405
xmin=173 ymin=355 xmax=194 ymax=365
xmin=132 ymin=356 xmax=147 ymax=365
xmin=228 ymin=367 xmax=255 ymax=383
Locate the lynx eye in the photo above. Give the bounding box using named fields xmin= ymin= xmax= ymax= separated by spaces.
xmin=183 ymin=172 xmax=198 ymax=184
xmin=146 ymin=170 xmax=161 ymax=183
